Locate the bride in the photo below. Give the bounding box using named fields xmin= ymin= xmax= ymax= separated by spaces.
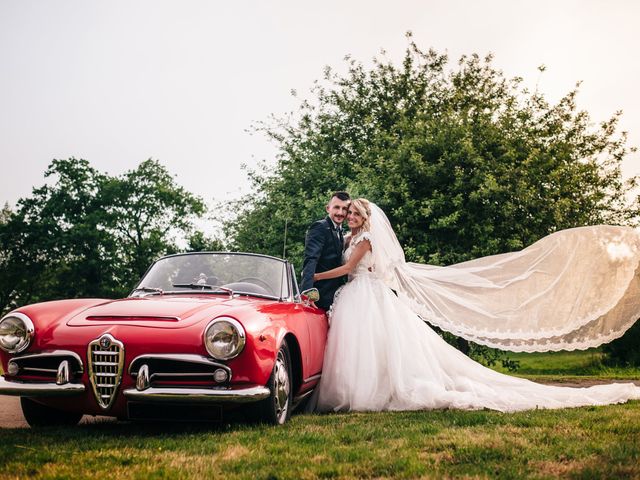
xmin=312 ymin=198 xmax=640 ymax=412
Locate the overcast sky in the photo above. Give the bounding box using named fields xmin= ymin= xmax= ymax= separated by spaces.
xmin=1 ymin=0 xmax=639 ymax=211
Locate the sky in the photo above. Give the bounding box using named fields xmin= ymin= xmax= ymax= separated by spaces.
xmin=1 ymin=0 xmax=639 ymax=213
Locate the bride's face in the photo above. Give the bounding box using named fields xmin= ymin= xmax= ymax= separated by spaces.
xmin=347 ymin=208 xmax=364 ymax=229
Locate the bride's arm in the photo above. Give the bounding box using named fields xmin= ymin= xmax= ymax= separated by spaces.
xmin=313 ymin=240 xmax=371 ymax=281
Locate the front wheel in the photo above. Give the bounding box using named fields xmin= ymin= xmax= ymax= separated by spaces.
xmin=20 ymin=397 xmax=83 ymax=427
xmin=257 ymin=341 xmax=293 ymax=425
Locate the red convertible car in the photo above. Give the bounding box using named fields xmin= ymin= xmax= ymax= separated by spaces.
xmin=0 ymin=252 xmax=327 ymax=426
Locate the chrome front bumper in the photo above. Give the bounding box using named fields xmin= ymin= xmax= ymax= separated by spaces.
xmin=0 ymin=377 xmax=85 ymax=397
xmin=123 ymin=386 xmax=270 ymax=404
xmin=1 ymin=374 xmax=269 ymax=405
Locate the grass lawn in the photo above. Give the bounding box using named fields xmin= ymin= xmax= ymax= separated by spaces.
xmin=1 ymin=350 xmax=638 ymax=479
xmin=1 ymin=404 xmax=639 ymax=479
xmin=490 ymin=348 xmax=640 ymax=382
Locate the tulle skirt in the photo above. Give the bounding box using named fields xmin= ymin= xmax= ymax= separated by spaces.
xmin=315 ymin=273 xmax=640 ymax=413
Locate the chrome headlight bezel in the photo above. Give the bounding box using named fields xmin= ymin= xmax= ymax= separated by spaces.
xmin=0 ymin=312 xmax=35 ymax=354
xmin=203 ymin=317 xmax=246 ymax=361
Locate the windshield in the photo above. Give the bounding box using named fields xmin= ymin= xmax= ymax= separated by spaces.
xmin=134 ymin=253 xmax=289 ymax=299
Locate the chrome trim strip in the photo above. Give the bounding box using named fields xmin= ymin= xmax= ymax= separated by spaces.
xmin=292 ymin=388 xmax=314 ymax=406
xmin=85 ymin=315 xmax=180 ymax=322
xmin=302 ymin=374 xmax=321 ymax=384
xmin=0 ymin=377 xmax=85 ymax=397
xmin=123 ymin=386 xmax=270 ymax=404
xmin=10 ymin=350 xmax=84 ymax=374
xmin=285 ymin=261 xmax=296 ymax=303
xmin=128 ymin=354 xmax=231 ymax=376
xmin=21 ymin=367 xmax=58 ymax=374
xmin=149 ymin=372 xmax=218 ymax=379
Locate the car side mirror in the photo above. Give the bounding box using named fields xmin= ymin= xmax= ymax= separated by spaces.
xmin=301 ymin=288 xmax=320 ymax=305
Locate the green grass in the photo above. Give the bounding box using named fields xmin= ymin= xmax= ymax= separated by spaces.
xmin=1 ymin=404 xmax=639 ymax=479
xmin=2 ymin=350 xmax=639 ymax=478
xmin=491 ymin=348 xmax=640 ymax=380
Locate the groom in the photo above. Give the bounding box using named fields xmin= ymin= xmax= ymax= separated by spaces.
xmin=300 ymin=191 xmax=351 ymax=310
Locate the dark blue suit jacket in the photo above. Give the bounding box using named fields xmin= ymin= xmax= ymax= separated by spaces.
xmin=300 ymin=217 xmax=347 ymax=310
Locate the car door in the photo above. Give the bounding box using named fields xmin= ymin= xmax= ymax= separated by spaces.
xmin=289 ymin=264 xmax=328 ymax=379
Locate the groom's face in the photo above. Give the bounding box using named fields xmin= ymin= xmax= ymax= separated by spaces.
xmin=326 ymin=197 xmax=350 ymax=226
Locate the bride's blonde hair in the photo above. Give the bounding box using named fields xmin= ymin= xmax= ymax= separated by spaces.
xmin=350 ymin=198 xmax=372 ymax=232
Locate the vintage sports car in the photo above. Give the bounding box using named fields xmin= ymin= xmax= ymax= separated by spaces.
xmin=0 ymin=252 xmax=327 ymax=426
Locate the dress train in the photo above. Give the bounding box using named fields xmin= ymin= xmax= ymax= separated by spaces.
xmin=315 ymin=231 xmax=640 ymax=413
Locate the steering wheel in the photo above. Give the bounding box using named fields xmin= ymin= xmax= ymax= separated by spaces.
xmin=236 ymin=277 xmax=276 ymax=295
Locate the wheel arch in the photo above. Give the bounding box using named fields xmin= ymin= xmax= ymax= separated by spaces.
xmin=282 ymin=332 xmax=302 ymax=396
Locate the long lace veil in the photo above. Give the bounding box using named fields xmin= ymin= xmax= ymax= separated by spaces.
xmin=368 ymin=203 xmax=640 ymax=352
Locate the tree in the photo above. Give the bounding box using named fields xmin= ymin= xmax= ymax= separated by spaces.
xmin=0 ymin=159 xmax=113 ymax=311
xmin=225 ymin=36 xmax=638 ymax=362
xmin=228 ymin=39 xmax=636 ymax=269
xmin=0 ymin=203 xmax=18 ymax=312
xmin=0 ymin=159 xmax=205 ymax=314
xmin=187 ymin=231 xmax=225 ymax=252
xmin=100 ymin=159 xmax=206 ymax=287
xmin=603 ymin=321 xmax=640 ymax=366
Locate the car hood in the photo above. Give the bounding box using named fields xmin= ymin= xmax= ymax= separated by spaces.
xmin=66 ymin=295 xmax=270 ymax=329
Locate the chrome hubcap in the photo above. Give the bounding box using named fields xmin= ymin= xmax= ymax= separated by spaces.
xmin=273 ymin=350 xmax=290 ymax=422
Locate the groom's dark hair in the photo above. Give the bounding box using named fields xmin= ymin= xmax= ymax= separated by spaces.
xmin=331 ymin=191 xmax=350 ymax=202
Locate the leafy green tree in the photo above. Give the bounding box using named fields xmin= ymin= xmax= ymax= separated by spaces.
xmin=100 ymin=159 xmax=206 ymax=287
xmin=0 ymin=203 xmax=19 ymax=312
xmin=187 ymin=231 xmax=225 ymax=252
xmin=226 ymin=36 xmax=638 ymax=362
xmin=0 ymin=159 xmax=113 ymax=311
xmin=603 ymin=321 xmax=640 ymax=366
xmin=229 ymin=39 xmax=636 ymax=269
xmin=0 ymin=159 xmax=205 ymax=314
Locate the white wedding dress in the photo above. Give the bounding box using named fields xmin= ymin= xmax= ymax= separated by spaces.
xmin=315 ymin=206 xmax=640 ymax=413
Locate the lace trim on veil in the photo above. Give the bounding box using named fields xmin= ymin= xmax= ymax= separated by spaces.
xmin=396 ymin=286 xmax=640 ymax=352
xmin=366 ymin=202 xmax=640 ymax=353
xmin=389 ymin=226 xmax=640 ymax=352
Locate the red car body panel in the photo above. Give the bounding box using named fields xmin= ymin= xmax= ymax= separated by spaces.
xmin=0 ymin=292 xmax=328 ymax=419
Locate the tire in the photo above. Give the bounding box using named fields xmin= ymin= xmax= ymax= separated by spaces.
xmin=257 ymin=341 xmax=293 ymax=425
xmin=20 ymin=397 xmax=83 ymax=427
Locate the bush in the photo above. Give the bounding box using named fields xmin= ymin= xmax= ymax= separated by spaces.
xmin=603 ymin=320 xmax=640 ymax=366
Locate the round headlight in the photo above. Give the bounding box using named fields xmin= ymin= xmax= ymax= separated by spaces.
xmin=0 ymin=312 xmax=34 ymax=354
xmin=204 ymin=317 xmax=246 ymax=360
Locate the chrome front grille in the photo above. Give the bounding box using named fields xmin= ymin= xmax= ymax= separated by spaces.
xmin=87 ymin=334 xmax=124 ymax=410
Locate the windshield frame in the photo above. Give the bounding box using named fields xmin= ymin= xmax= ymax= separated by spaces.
xmin=131 ymin=251 xmax=293 ymax=302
